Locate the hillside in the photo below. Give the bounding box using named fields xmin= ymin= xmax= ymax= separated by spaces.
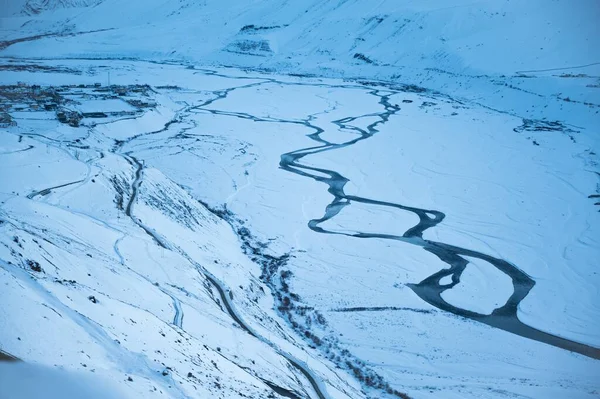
xmin=0 ymin=2 xmax=599 ymax=399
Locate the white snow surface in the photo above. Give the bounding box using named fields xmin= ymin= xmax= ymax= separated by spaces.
xmin=441 ymin=256 xmax=514 ymax=316
xmin=0 ymin=2 xmax=599 ymax=399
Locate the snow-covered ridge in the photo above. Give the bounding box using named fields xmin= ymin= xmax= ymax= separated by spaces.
xmin=22 ymin=0 xmax=104 ymax=14
xmin=2 ymin=0 xmax=598 ymax=76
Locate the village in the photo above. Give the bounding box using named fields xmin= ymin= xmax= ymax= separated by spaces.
xmin=0 ymin=82 xmax=156 ymax=128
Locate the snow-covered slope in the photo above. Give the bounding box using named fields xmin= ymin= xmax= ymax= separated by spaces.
xmin=21 ymin=0 xmax=104 ymax=14
xmin=2 ymin=0 xmax=598 ymax=75
xmin=0 ymin=67 xmax=368 ymax=398
xmin=0 ymin=2 xmax=599 ymax=399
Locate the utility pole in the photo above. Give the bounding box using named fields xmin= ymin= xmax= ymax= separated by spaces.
xmin=108 ymin=71 xmax=111 ymax=86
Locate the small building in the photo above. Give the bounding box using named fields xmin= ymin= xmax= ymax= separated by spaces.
xmin=0 ymin=112 xmax=16 ymax=128
xmin=56 ymin=108 xmax=82 ymax=127
xmin=81 ymin=112 xmax=108 ymax=118
xmin=113 ymin=87 xmax=128 ymax=96
xmin=43 ymin=102 xmax=58 ymax=111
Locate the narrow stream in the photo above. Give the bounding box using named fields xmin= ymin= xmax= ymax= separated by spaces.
xmin=278 ymin=88 xmax=600 ymax=360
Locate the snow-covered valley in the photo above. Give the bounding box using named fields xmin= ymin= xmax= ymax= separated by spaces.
xmin=1 ymin=1 xmax=599 ymax=399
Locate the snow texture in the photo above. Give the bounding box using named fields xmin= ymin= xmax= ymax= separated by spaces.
xmin=0 ymin=2 xmax=599 ymax=399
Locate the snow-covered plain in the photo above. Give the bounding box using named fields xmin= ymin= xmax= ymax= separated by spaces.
xmin=1 ymin=1 xmax=599 ymax=399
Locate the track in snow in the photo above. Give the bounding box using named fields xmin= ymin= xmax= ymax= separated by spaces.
xmin=26 ymin=179 xmax=85 ymax=199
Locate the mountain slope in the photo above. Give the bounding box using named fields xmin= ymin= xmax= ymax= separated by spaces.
xmin=0 ymin=2 xmax=599 ymax=399
xmin=0 ymin=88 xmax=362 ymax=398
xmin=2 ymin=0 xmax=599 ymax=76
